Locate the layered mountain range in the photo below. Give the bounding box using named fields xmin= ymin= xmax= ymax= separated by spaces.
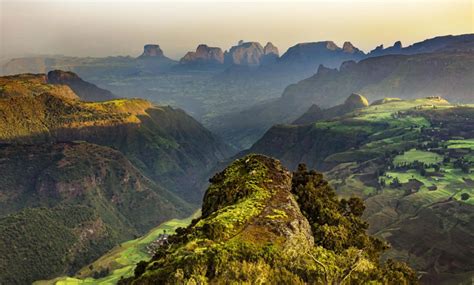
xmin=0 ymin=72 xmax=230 ymax=284
xmin=210 ymin=49 xmax=474 ymax=148
xmin=2 ymin=34 xmax=472 ymax=136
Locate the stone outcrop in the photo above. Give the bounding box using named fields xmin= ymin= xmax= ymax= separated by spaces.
xmin=179 ymin=44 xmax=224 ymax=65
xmin=224 ymin=42 xmax=265 ymax=66
xmin=138 ymin=44 xmax=165 ymax=58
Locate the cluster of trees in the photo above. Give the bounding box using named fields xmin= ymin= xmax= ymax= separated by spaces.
xmin=453 ymin=158 xmax=472 ymax=174
xmin=291 ymin=164 xmax=418 ymax=283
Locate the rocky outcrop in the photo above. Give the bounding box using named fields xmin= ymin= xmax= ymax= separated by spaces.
xmin=47 ymin=70 xmax=116 ymax=102
xmin=342 ymin=41 xmax=363 ymax=54
xmin=264 ymin=42 xmax=279 ymax=56
xmin=138 ymin=44 xmax=165 ymax=58
xmin=224 ymin=41 xmax=266 ymax=66
xmin=261 ymin=42 xmax=280 ymax=65
xmin=179 ymin=44 xmax=224 ymax=65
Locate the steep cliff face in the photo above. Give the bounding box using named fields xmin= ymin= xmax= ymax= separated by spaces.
xmin=120 ymin=155 xmax=416 ymax=284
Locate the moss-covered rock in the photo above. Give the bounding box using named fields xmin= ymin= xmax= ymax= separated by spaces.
xmin=122 ymin=155 xmax=417 ymax=284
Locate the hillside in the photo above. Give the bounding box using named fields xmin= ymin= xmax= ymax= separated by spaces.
xmin=0 ymin=73 xmax=231 ymax=202
xmin=210 ymin=51 xmax=474 ymax=149
xmin=243 ymin=97 xmax=474 ymax=283
xmin=119 ymin=154 xmax=416 ymax=284
xmin=0 ymin=142 xmax=192 ymax=284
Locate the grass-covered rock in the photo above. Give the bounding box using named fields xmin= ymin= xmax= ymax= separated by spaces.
xmin=120 ymin=155 xmax=416 ymax=284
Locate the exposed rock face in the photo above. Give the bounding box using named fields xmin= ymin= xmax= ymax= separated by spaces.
xmin=263 ymin=42 xmax=279 ymax=56
xmin=139 ymin=44 xmax=164 ymax=58
xmin=179 ymin=44 xmax=224 ymax=65
xmin=47 ymin=70 xmax=116 ymax=102
xmin=261 ymin=42 xmax=280 ymax=64
xmin=342 ymin=41 xmax=363 ymax=54
xmin=224 ymin=42 xmax=265 ymax=66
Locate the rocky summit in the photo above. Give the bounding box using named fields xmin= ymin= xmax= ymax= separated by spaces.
xmin=180 ymin=44 xmax=224 ymax=65
xmin=119 ymin=154 xmax=416 ymax=284
xmin=138 ymin=44 xmax=165 ymax=58
xmin=224 ymin=41 xmax=267 ymax=66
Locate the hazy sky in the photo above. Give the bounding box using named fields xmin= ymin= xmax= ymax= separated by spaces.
xmin=1 ymin=0 xmax=473 ymax=59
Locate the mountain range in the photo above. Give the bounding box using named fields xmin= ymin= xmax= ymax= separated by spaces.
xmin=210 ymin=49 xmax=474 ymax=149
xmin=2 ymin=34 xmax=473 ymax=135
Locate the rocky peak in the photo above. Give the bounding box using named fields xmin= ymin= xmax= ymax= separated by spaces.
xmin=200 ymin=154 xmax=314 ymax=252
xmin=342 ymin=41 xmax=356 ymax=53
xmin=47 ymin=70 xmax=79 ymax=83
xmin=224 ymin=41 xmax=265 ymax=66
xmin=180 ymin=44 xmax=224 ymax=65
xmin=139 ymin=44 xmax=164 ymax=58
xmin=393 ymin=41 xmax=403 ymax=49
xmin=325 ymin=41 xmax=340 ymax=51
xmin=264 ymin=42 xmax=279 ymax=56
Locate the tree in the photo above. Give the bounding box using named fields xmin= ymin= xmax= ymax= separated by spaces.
xmin=461 ymin=193 xmax=470 ymax=201
xmin=390 ymin=177 xmax=402 ymax=188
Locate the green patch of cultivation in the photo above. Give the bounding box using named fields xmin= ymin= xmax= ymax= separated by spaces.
xmin=393 ymin=149 xmax=443 ymax=165
xmin=447 ymin=139 xmax=474 ymax=150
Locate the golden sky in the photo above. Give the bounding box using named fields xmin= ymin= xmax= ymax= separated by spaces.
xmin=1 ymin=0 xmax=473 ymax=59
